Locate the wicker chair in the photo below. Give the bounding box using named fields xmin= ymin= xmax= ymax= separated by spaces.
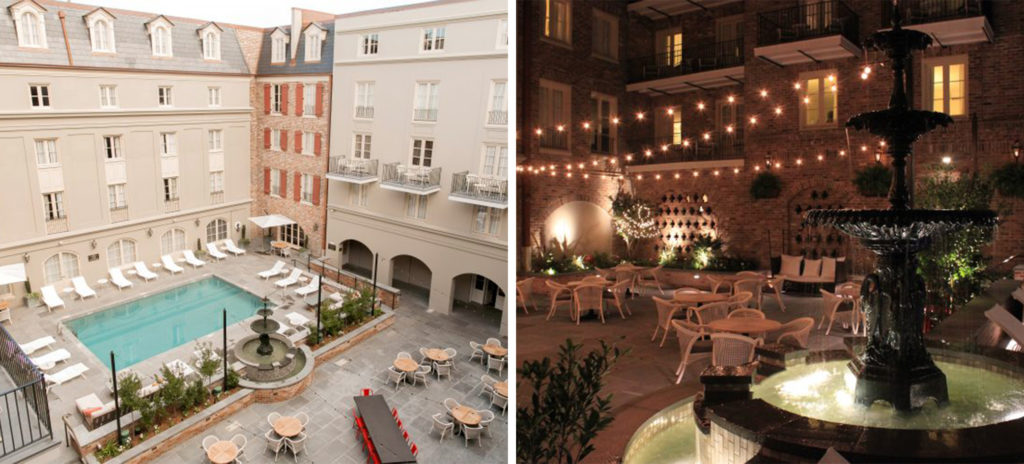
xmin=573 ymin=283 xmax=605 ymax=324
xmin=727 ymin=308 xmax=765 ymax=319
xmin=706 ymin=275 xmax=732 ymax=294
xmin=386 ymin=366 xmax=406 ymax=391
xmin=693 ymin=301 xmax=731 ymax=326
xmin=711 ymin=333 xmax=759 ymax=367
xmin=770 ymin=317 xmax=815 ymax=348
xmin=544 ymin=280 xmax=573 ymax=321
xmin=728 ymin=291 xmax=753 ymax=310
xmin=516 ymin=277 xmax=535 ymax=314
xmin=637 ymin=265 xmax=665 ymax=294
xmin=604 ymin=280 xmax=631 ymax=318
xmin=733 ymin=279 xmax=764 ymax=310
xmin=766 ymin=276 xmax=786 ymax=312
xmin=652 ymin=296 xmax=685 ymax=347
xmin=431 ymin=413 xmax=454 ymax=442
xmin=820 ymin=289 xmax=858 ymax=335
xmin=671 ymin=320 xmax=711 ymax=384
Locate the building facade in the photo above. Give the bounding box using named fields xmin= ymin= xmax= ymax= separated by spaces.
xmin=518 ymin=0 xmax=1024 ymax=273
xmin=251 ymin=8 xmax=334 ymax=256
xmin=0 ymin=0 xmax=257 ymax=306
xmin=328 ymin=0 xmax=509 ymax=333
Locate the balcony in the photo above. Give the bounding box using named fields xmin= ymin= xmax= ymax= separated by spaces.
xmin=880 ymin=0 xmax=991 ymax=45
xmin=210 ymin=191 xmax=224 ymax=204
xmin=628 ymin=0 xmax=742 ymax=19
xmin=755 ymin=1 xmax=861 ymax=66
xmin=449 ymin=172 xmax=508 ymax=209
xmin=110 ymin=206 xmax=128 ymax=223
xmin=487 ymin=110 xmax=508 ymax=126
xmin=326 ymin=157 xmax=379 ymax=184
xmin=380 ymin=162 xmax=441 ymax=195
xmin=45 ymin=216 xmax=68 ymax=235
xmin=413 ymin=109 xmax=438 ymax=122
xmin=626 ymin=39 xmax=744 ymax=95
xmin=355 ymin=105 xmax=374 ymax=119
xmin=625 ymin=133 xmax=745 ymax=171
xmin=164 ymin=198 xmax=180 ymax=212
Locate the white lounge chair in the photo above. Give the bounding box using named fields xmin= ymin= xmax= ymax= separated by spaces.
xmin=327 ymin=292 xmax=345 ymax=310
xmin=161 ymin=255 xmax=184 ymax=274
xmin=164 ymin=359 xmax=196 ymax=380
xmin=40 ymin=285 xmax=65 ymax=312
xmin=133 ymin=262 xmax=158 ymax=282
xmin=19 ymin=336 xmax=55 ymax=355
xmin=294 ymin=276 xmax=320 ymax=297
xmin=183 ymin=250 xmax=206 ymax=268
xmin=205 ymin=243 xmax=228 ymax=261
xmin=258 ymin=261 xmax=286 ymax=279
xmin=224 ymin=239 xmax=246 ymax=256
xmin=109 ymin=268 xmax=133 ymax=290
xmin=274 ymin=269 xmax=302 ymax=288
xmin=46 ymin=363 xmax=89 ymax=391
xmin=32 ymin=348 xmax=71 ymax=370
xmin=71 ymin=276 xmax=96 ymax=299
xmin=285 ymin=312 xmax=311 ymax=327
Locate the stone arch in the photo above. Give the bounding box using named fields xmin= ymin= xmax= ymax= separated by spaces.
xmin=390 ymin=254 xmax=432 ymax=303
xmin=338 ymin=239 xmax=373 ymax=278
xmin=542 ymin=200 xmax=614 ymax=255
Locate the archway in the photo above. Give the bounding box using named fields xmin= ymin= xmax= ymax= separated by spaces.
xmin=339 ymin=239 xmax=373 ymax=279
xmin=390 ymin=255 xmax=432 ymax=306
xmin=450 ymin=273 xmax=505 ymax=330
xmin=542 ymin=201 xmax=613 ymax=256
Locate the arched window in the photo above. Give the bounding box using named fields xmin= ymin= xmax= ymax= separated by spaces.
xmin=106 ymin=239 xmax=137 ymax=267
xmin=43 ymin=252 xmax=79 ymax=284
xmin=153 ymin=26 xmax=171 ymax=56
xmin=206 ymin=219 xmax=227 ymax=243
xmin=18 ymin=11 xmax=44 ymax=48
xmin=203 ymin=30 xmax=220 ymax=60
xmin=281 ymin=224 xmax=308 ymax=248
xmin=161 ymin=228 xmax=186 ymax=255
xmin=91 ymin=19 xmax=114 ymax=52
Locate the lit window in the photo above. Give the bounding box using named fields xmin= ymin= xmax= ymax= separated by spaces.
xmin=35 ymin=139 xmax=58 ymax=166
xmin=158 ymin=86 xmax=173 ymax=107
xmin=208 ymin=129 xmax=223 ymax=152
xmin=411 ymin=139 xmax=433 ymax=167
xmin=354 ymin=133 xmax=372 ymax=159
xmin=413 ymin=82 xmax=439 ymax=121
xmin=359 ymin=33 xmax=379 ymax=56
xmin=100 ymin=85 xmax=118 ymax=108
xmin=103 ymin=136 xmax=122 ymax=160
xmin=926 ymin=58 xmax=967 ymax=117
xmin=208 ymin=87 xmax=221 ymax=107
xmin=544 ymin=0 xmax=571 ymax=44
xmin=405 ymin=194 xmax=427 ymax=219
xmin=29 ymin=84 xmax=50 ymax=108
xmin=658 ymin=29 xmax=682 ymax=66
xmin=799 ymin=71 xmax=837 ymax=128
xmin=422 ymin=26 xmax=446 ymax=51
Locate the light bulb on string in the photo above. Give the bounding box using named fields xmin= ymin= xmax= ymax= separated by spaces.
xmin=625 ymin=154 xmax=633 ymax=161
xmin=754 ymin=165 xmax=761 ymax=171
xmin=775 ymin=106 xmax=783 ymax=115
xmin=674 ymin=173 xmax=681 ymax=179
xmin=535 ymin=128 xmax=542 ymax=135
xmin=612 ymin=116 xmax=620 ymax=124
xmin=692 ymin=171 xmax=699 ymax=177
xmin=655 ymin=174 xmax=661 ymax=180
xmin=726 ymin=125 xmax=734 ymax=133
xmin=566 ymin=172 xmax=572 ymax=178
xmin=796 ymin=158 xmax=803 ymax=165
xmin=713 ymin=170 xmax=720 ymax=176
xmin=584 ymin=173 xmax=590 ymax=179
xmin=760 ymin=89 xmax=768 ymax=98
xmin=578 ymin=163 xmax=585 ymax=169
xmin=591 ymin=160 xmax=598 ymax=166
xmin=683 ymin=139 xmax=691 ymax=147
xmin=775 ymin=162 xmax=781 ymax=168
xmin=794 ymin=82 xmax=801 ymax=90
xmin=610 ymin=158 xmax=617 ymax=165
xmin=644 ymin=149 xmax=652 ymax=157
xmin=727 ymin=95 xmax=735 ymax=103
xmin=636 ymin=112 xmax=645 ymax=120
xmin=666 ymin=108 xmax=674 ymax=115
xmin=661 ymin=144 xmax=669 ymax=152
xmin=733 ymin=168 xmax=740 ymax=174
xmin=749 ymin=116 xmax=757 ymax=125
xmin=803 ymin=96 xmax=810 ymax=104
xmin=556 ymin=124 xmax=565 ymax=132
xmin=702 ymin=132 xmax=711 ymax=141
xmin=839 ymin=150 xmax=846 ymax=156
xmin=817 ymin=154 xmax=824 ymax=161
xmin=697 ymin=102 xmax=705 ymax=111
xmin=582 ymin=121 xmax=591 ymax=129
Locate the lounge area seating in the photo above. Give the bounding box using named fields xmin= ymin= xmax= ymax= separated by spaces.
xmin=161 ymin=254 xmax=185 ymax=274
xmin=206 ymin=242 xmax=228 ymax=261
xmin=776 ymin=254 xmax=845 ymax=291
xmin=19 ymin=336 xmax=55 ymax=355
xmin=223 ymin=239 xmax=246 ymax=256
xmin=275 ymin=269 xmax=303 ymax=288
xmin=72 ymin=276 xmax=96 ymax=299
xmin=75 ymin=393 xmax=117 ymax=430
xmin=133 ymin=262 xmax=159 ymax=282
xmin=259 ymin=260 xmax=286 ymax=279
xmin=40 ymin=285 xmax=65 ymax=311
xmin=31 ymin=348 xmax=70 ymax=370
xmin=183 ymin=250 xmax=206 ymax=268
xmin=294 ymin=275 xmax=321 ymax=297
xmin=109 ymin=268 xmax=134 ymax=290
xmin=45 ymin=363 xmax=89 ymax=391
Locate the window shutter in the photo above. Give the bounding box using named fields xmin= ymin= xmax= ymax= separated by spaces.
xmin=281 ymin=84 xmax=289 ymax=115
xmin=263 ymin=84 xmax=270 ymax=114
xmin=293 ymin=172 xmax=301 ymax=201
xmin=279 ymin=169 xmax=288 ymax=197
xmin=312 ymin=176 xmax=321 ymax=206
xmin=294 ymin=131 xmax=302 ymax=154
xmin=295 ymin=83 xmax=304 ymax=116
xmin=315 ymin=83 xmax=324 ymax=117
xmin=263 ymin=128 xmax=271 ymax=149
xmin=263 ymin=167 xmax=270 ymax=194
xmin=314 ymin=133 xmax=322 ymax=156
xmin=280 ymin=129 xmax=288 ymax=150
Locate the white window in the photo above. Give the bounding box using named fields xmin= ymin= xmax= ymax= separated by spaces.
xmin=305 ymin=29 xmax=322 ymax=61
xmin=271 ymin=129 xmax=282 ymax=151
xmin=106 ymin=239 xmax=136 ymax=267
xmin=42 ymin=192 xmax=64 ymax=220
xmin=355 ymin=82 xmax=374 ymax=119
xmin=544 ymin=0 xmax=571 ymax=44
xmin=103 ymin=136 xmax=122 ymax=160
xmin=539 ymin=80 xmax=570 ymax=150
xmin=269 ymin=168 xmax=281 ymax=196
xmin=210 ymin=171 xmax=224 ymax=193
xmin=474 ymin=206 xmax=502 ymax=235
xmin=302 ymin=132 xmax=315 ymax=155
xmin=359 ymin=33 xmax=379 ymax=56
xmin=497 ymin=19 xmax=508 ymax=49
xmin=29 ymin=84 xmax=50 ymax=108
xmin=15 ymin=10 xmax=46 ymax=48
xmin=405 ymin=194 xmax=427 ymax=219
xmin=281 ymin=223 xmax=306 ymax=247
xmin=487 ymin=80 xmax=507 ymax=126
xmin=271 ymin=84 xmax=282 ymax=114
xmin=592 ymin=10 xmax=618 ymax=61
xmin=151 ymin=25 xmax=172 ymax=56
xmin=799 ymin=71 xmax=837 ymax=128
xmin=160 ymin=228 xmax=186 ymax=255
xmin=108 ymin=183 xmax=126 ymax=209
xmin=208 ymin=129 xmax=223 ymax=152
xmin=160 ymin=132 xmax=176 ymax=156
xmin=90 ymin=19 xmax=114 ymax=52
xmin=43 ymin=252 xmax=78 ymax=284
xmin=925 ymin=57 xmax=967 ymax=117
xmin=35 ymin=139 xmax=58 ymax=166
xmin=271 ymin=34 xmax=287 ymax=63
xmin=99 ymin=85 xmax=117 ymax=108
xmin=349 ymin=184 xmax=368 ymax=207
xmin=300 ymin=173 xmax=313 ymax=203
xmin=206 ymin=219 xmax=227 ymax=243
xmin=354 ymin=133 xmax=372 ymax=159
xmin=413 ymin=82 xmax=439 ymax=121
xmin=163 ymin=177 xmax=178 ymax=200
xmin=158 ymin=86 xmax=173 ymax=107
xmin=482 ymin=144 xmax=508 ymax=178
xmin=208 ymin=87 xmax=221 ymax=107
xmin=421 ymin=26 xmax=446 ymax=51
xmin=590 ymin=93 xmax=617 ymax=154
xmin=303 ymin=84 xmax=316 ymax=115
xmin=411 ymin=139 xmax=433 ymax=167
xmin=203 ymin=30 xmax=220 ymax=60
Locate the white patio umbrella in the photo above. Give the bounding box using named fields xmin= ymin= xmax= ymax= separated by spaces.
xmin=0 ymin=263 xmax=27 ymax=287
xmin=248 ymin=215 xmax=297 ymax=251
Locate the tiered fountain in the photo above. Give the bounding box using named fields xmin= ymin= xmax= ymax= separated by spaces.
xmin=233 ymin=298 xmax=310 ymax=384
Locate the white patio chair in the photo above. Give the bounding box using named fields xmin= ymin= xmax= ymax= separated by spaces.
xmin=71 ymin=276 xmax=96 ymax=299
xmin=652 ymin=296 xmax=684 ymax=347
xmin=274 ymin=269 xmax=302 ymax=288
xmin=31 ymin=348 xmax=70 ymax=371
xmin=770 ymin=317 xmax=815 ymax=348
xmin=728 ymin=291 xmax=753 ymax=310
xmin=444 ymin=347 xmax=457 ymax=360
xmin=706 ymin=275 xmax=732 ymax=294
xmin=443 ymin=398 xmax=459 ymax=414
xmin=671 ymin=320 xmax=711 ymax=384
xmin=202 ymin=435 xmax=219 ymax=452
xmin=224 ymin=239 xmax=246 ymax=256
xmin=0 ymin=306 xmax=11 ymax=326
xmin=486 ymin=337 xmax=501 ymax=347
xmin=205 ymin=242 xmax=228 ymax=261
xmin=45 ymin=363 xmax=89 ymax=391
xmin=516 ymin=277 xmax=535 ymax=314
xmin=479 ymin=374 xmax=498 ymax=398
xmin=431 ymin=413 xmax=454 ymax=442
xmin=19 ymin=336 xmax=55 ymax=355
xmin=604 ymin=280 xmax=632 ymax=318
xmin=433 ymin=361 xmax=452 ymax=381
xmin=161 ymin=255 xmax=184 ymax=274
xmin=386 ymin=366 xmax=405 ymax=391
xmin=693 ymin=301 xmax=731 ymax=325
xmin=711 ymin=333 xmax=759 ymax=367
xmin=418 ymin=347 xmax=430 ymax=365
xmin=258 ymin=260 xmax=286 ymax=279
xmin=412 ymin=365 xmax=431 ymax=386
xmin=285 ymin=432 xmax=307 ymax=458
xmin=544 ymin=280 xmax=573 ymax=321
xmin=264 ymin=429 xmax=286 ymax=461
xmin=463 ymin=425 xmax=484 ymax=447
xmin=108 ymin=268 xmax=133 ymax=291
xmin=489 ymin=390 xmax=508 ymax=416
xmin=486 ymin=355 xmax=505 ymax=376
xmin=267 ymin=411 xmax=281 ymax=428
xmin=397 ymin=352 xmax=412 ymax=360
xmin=574 ymin=283 xmax=605 ymax=324
xmin=133 ymin=262 xmax=158 ymax=282
xmin=766 ymin=276 xmax=787 ymax=312
xmin=294 ymin=275 xmax=320 ymax=297
xmin=285 ymin=312 xmax=310 ymax=328
xmin=40 ymin=285 xmax=65 ymax=312
xmin=637 ymin=265 xmax=665 ymax=294
xmin=733 ymin=279 xmax=764 ymax=310
xmin=296 ymin=412 xmax=309 ymax=428
xmin=183 ymin=250 xmax=206 ymax=268
xmin=727 ymin=308 xmax=765 ymax=319
xmin=820 ymin=289 xmax=857 ymax=335
xmin=469 ymin=341 xmax=485 ymax=364
xmin=478 ymin=410 xmax=496 ymax=437
xmin=230 ymin=434 xmax=247 ymax=461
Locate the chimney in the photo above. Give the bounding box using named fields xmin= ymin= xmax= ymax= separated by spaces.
xmin=290 ymin=8 xmax=302 ymax=65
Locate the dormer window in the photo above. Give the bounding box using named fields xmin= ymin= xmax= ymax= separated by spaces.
xmin=146 ymin=16 xmax=174 ymax=57
xmin=304 ymin=25 xmax=325 ymax=62
xmin=270 ymin=29 xmax=288 ymax=64
xmin=199 ymin=23 xmax=222 ymax=60
xmin=11 ymin=1 xmax=47 ymax=49
xmin=85 ymin=8 xmax=116 ymax=53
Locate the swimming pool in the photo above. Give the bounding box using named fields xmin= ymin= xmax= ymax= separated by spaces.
xmin=67 ymin=277 xmax=263 ymax=369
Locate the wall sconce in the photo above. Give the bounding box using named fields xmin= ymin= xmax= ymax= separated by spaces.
xmin=875 ymin=151 xmax=882 ymax=164
xmin=313 ymin=224 xmax=319 ymax=232
xmin=90 ymin=240 xmax=97 ymax=249
xmin=22 ymin=253 xmax=29 ymax=263
xmin=147 ymin=228 xmax=153 ymax=237
xmin=1013 ymin=140 xmax=1021 ymax=163
xmin=195 ymin=219 xmax=201 ymax=227
xmin=764 ymin=153 xmax=773 ymax=168
xmin=234 ymin=222 xmax=241 ymax=232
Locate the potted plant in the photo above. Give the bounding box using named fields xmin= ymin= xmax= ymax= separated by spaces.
xmin=750 ymin=172 xmax=782 ymax=199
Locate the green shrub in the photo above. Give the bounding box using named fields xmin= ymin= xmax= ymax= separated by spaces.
xmin=991 ymin=163 xmax=1024 ymax=198
xmin=750 ymin=172 xmax=782 ymax=199
xmin=156 ymin=366 xmax=185 ymax=413
xmin=225 ymin=369 xmax=240 ymax=390
xmin=853 ymin=164 xmax=892 ymax=197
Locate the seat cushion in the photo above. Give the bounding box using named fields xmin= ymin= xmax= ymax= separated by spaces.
xmin=820 ymin=257 xmax=837 ymax=281
xmin=780 ymin=254 xmax=802 ymax=277
xmin=75 ymin=393 xmax=103 ymax=415
xmin=801 ymin=259 xmax=822 ymax=278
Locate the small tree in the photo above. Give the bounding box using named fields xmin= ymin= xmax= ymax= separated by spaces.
xmin=609 ymin=193 xmax=660 ymax=260
xmin=517 ymin=340 xmax=626 ymax=464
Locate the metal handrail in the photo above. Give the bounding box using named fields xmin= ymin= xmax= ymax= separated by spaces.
xmin=380 ymin=162 xmax=441 ymax=190
xmin=627 ymin=38 xmax=744 ymax=83
xmin=328 ymin=156 xmax=379 ymax=179
xmin=881 ymin=0 xmax=984 ymax=26
xmin=757 ymin=0 xmax=858 ymax=46
xmin=451 ymin=171 xmax=508 ymax=204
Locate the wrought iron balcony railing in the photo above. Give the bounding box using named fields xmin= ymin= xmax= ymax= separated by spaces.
xmin=413 ymin=108 xmax=438 ymax=122
xmin=757 ymin=0 xmax=858 ymax=46
xmin=449 ymin=171 xmax=507 ymax=207
xmin=110 ymin=206 xmax=129 ymax=223
xmin=164 ymin=198 xmax=179 ymax=212
xmin=45 ymin=216 xmax=68 ymax=234
xmin=355 ymin=105 xmax=374 ymax=119
xmin=327 ymin=156 xmax=379 ymax=183
xmin=627 ymin=38 xmax=744 ymax=83
xmin=380 ymin=162 xmax=441 ymax=194
xmin=881 ymin=0 xmax=985 ymax=27
xmin=487 ymin=110 xmax=508 ymax=126
xmin=210 ymin=192 xmax=224 ymax=204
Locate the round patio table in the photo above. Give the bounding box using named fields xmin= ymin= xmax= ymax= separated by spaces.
xmin=393 ymin=358 xmax=418 ymax=373
xmin=706 ymin=318 xmax=782 ymax=335
xmin=206 ymin=440 xmax=238 ymax=464
xmin=273 ymin=416 xmax=303 ymax=438
xmin=271 ymin=241 xmax=290 ymax=256
xmin=673 ymin=292 xmax=729 ymax=305
xmin=451 ymin=405 xmax=481 ymax=427
xmin=424 ymin=349 xmax=449 ymax=363
xmin=483 ymin=344 xmax=507 ymax=357
xmin=0 ymin=301 xmax=7 ymax=311
xmin=494 ymin=381 xmax=508 ymax=397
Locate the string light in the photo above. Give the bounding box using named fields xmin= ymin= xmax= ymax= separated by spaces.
xmin=803 ymin=96 xmax=810 ymax=104
xmin=774 ymin=162 xmax=781 ymax=168
xmin=726 ymin=125 xmax=734 ymax=133
xmin=692 ymin=171 xmax=699 ymax=177
xmin=556 ymin=124 xmax=565 ymax=132
xmin=942 ymin=156 xmax=952 ymax=164
xmin=702 ymin=132 xmax=711 ymax=141
xmin=661 ymin=144 xmax=669 ymax=152
xmin=644 ymin=149 xmax=652 ymax=157
xmin=817 ymin=154 xmax=824 ymax=161
xmin=861 ymin=145 xmax=868 ymax=152
xmin=775 ymin=106 xmax=783 ymax=115
xmin=794 ymin=82 xmax=801 ymax=90
xmin=839 ymin=150 xmax=846 ymax=156
xmin=566 ymin=172 xmax=572 ymax=178
xmin=749 ymin=116 xmax=757 ymax=125
xmin=674 ymin=173 xmax=681 ymax=179
xmin=625 ymin=154 xmax=633 ymax=161
xmin=727 ymin=95 xmax=735 ymax=103
xmin=666 ymin=108 xmax=674 ymax=115
xmin=578 ymin=163 xmax=585 ymax=169
xmin=827 ymin=74 xmax=836 ymax=82
xmin=796 ymin=158 xmax=803 ymax=165
xmin=733 ymin=168 xmax=740 ymax=174
xmin=583 ymin=173 xmax=589 ymax=179
xmin=636 ymin=112 xmax=645 ymax=120
xmin=582 ymin=121 xmax=591 ymax=129
xmin=697 ymin=102 xmax=705 ymax=111
xmin=713 ymin=170 xmax=720 ymax=176
xmin=612 ymin=117 xmax=620 ymax=124
xmin=682 ymin=139 xmax=691 ymax=147
xmin=760 ymin=89 xmax=768 ymax=98
xmin=591 ymin=160 xmax=598 ymax=166
xmin=610 ymin=158 xmax=617 ymax=165
xmin=535 ymin=128 xmax=543 ymax=135
xmin=565 ymin=164 xmax=572 ymax=170
xmin=831 ymin=84 xmax=837 ymax=92
xmin=754 ymin=165 xmax=761 ymax=171
xmin=654 ymin=174 xmax=661 ymax=180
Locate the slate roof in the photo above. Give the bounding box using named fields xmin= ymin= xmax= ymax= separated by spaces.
xmin=255 ymin=21 xmax=333 ymax=75
xmin=0 ymin=0 xmax=250 ymax=74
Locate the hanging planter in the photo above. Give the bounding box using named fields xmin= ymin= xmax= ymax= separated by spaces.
xmin=750 ymin=172 xmax=782 ymax=199
xmin=853 ymin=164 xmax=892 ymax=197
xmin=991 ymin=163 xmax=1024 ymax=198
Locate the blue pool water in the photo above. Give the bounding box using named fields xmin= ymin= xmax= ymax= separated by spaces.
xmin=67 ymin=277 xmax=263 ymax=368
